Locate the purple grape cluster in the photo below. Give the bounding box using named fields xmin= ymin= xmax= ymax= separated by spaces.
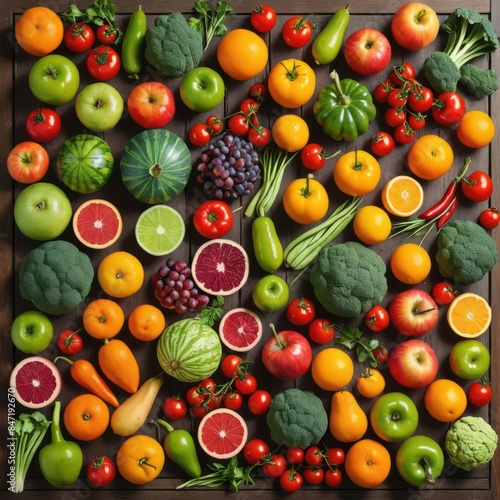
xmin=196 ymin=133 xmax=260 ymax=200
xmin=151 ymin=259 xmax=210 ymax=314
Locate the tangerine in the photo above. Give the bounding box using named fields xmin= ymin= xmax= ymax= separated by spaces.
xmin=311 ymin=347 xmax=354 ymax=391
xmin=457 ymin=110 xmax=495 ymax=149
xmin=390 ymin=243 xmax=431 ymax=285
xmin=128 ymin=304 xmax=166 ymax=341
xmin=424 ymin=378 xmax=467 ymax=422
xmin=63 ymin=393 xmax=110 ymax=441
xmin=353 ymin=205 xmax=392 ymax=245
xmin=344 ymin=439 xmax=391 ymax=488
xmin=83 ymin=298 xmax=125 ymax=340
xmin=272 ymin=114 xmax=309 ymax=152
xmin=97 ymin=251 xmax=145 ymax=298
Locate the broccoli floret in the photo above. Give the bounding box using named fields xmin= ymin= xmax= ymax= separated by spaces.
xmin=145 ymin=12 xmax=203 ymax=78
xmin=309 ymin=241 xmax=388 ymax=318
xmin=445 ymin=416 xmax=498 ymax=471
xmin=266 ymin=389 xmax=328 ymax=448
xmin=424 ymin=52 xmax=462 ymax=93
xmin=459 ymin=64 xmax=499 ymax=100
xmin=436 ymin=220 xmax=498 ymax=285
xmin=19 ymin=240 xmax=94 ymax=315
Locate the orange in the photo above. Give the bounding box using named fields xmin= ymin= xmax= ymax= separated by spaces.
xmin=344 ymin=439 xmax=391 ymax=488
xmin=457 ymin=110 xmax=495 ymax=149
xmin=83 ymin=298 xmax=125 ymax=340
xmin=381 ymin=175 xmax=424 ymax=217
xmin=355 ymin=368 xmax=386 ymax=398
xmin=446 ymin=292 xmax=492 ymax=338
xmin=97 ymin=251 xmax=145 ymax=298
xmin=63 ymin=393 xmax=110 ymax=441
xmin=390 ymin=243 xmax=431 ymax=285
xmin=272 ymin=114 xmax=309 ymax=152
xmin=128 ymin=304 xmax=166 ymax=341
xmin=353 ymin=205 xmax=392 ymax=245
xmin=216 ymin=29 xmax=268 ymax=81
xmin=407 ymin=135 xmax=454 ymax=180
xmin=311 ymin=347 xmax=354 ymax=391
xmin=424 ymin=379 xmax=467 ymax=422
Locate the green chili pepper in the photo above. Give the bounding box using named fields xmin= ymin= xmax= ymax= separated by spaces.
xmin=122 ymin=5 xmax=147 ymax=78
xmin=252 ymin=216 xmax=284 ymax=273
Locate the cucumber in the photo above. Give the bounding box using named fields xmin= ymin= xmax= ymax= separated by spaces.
xmin=311 ymin=6 xmax=350 ymax=65
xmin=122 ymin=5 xmax=147 ymax=78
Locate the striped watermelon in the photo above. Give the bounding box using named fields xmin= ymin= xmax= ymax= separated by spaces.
xmin=120 ymin=129 xmax=191 ymax=204
xmin=157 ymin=318 xmax=222 ymax=383
xmin=57 ymin=134 xmax=114 ymax=193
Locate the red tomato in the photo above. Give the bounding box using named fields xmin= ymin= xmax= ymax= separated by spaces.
xmin=282 ymin=16 xmax=313 ymax=48
xmin=280 ymin=469 xmax=303 ymax=492
xmin=26 ymin=107 xmax=61 ymax=143
xmin=162 ymin=396 xmax=187 ymax=420
xmin=303 ymin=466 xmax=325 ymax=485
xmin=87 ymin=456 xmax=116 ymax=487
xmin=390 ymin=62 xmax=416 ymax=85
xmin=243 ymin=438 xmax=270 ymax=465
xmin=300 ymin=143 xmax=338 ymax=170
xmin=467 ymin=379 xmax=493 ymax=407
xmin=370 ymin=131 xmax=395 ymax=157
xmin=64 ymin=22 xmax=95 ymax=53
xmin=325 ymin=447 xmax=345 ymax=465
xmin=220 ymin=354 xmax=242 ymax=378
xmin=250 ymin=82 xmax=267 ymax=101
xmin=387 ymin=88 xmax=408 ymax=108
xmin=373 ymin=79 xmax=395 ymax=103
xmin=250 ymin=4 xmax=277 ymax=33
xmin=324 ymin=468 xmax=342 ymax=487
xmin=285 ymin=447 xmax=304 ymax=465
xmin=7 ymin=141 xmax=50 ymax=184
xmin=96 ymin=24 xmax=118 ymax=45
xmin=304 ymin=446 xmax=323 ymax=467
xmin=193 ymin=199 xmax=234 ymax=239
xmin=262 ymin=453 xmax=287 ymax=478
xmin=373 ymin=345 xmax=389 ymax=363
xmin=431 ymin=91 xmax=466 ymax=126
xmin=385 ymin=107 xmax=406 ymax=127
xmin=205 ymin=394 xmax=222 ymax=411
xmin=188 ymin=123 xmax=212 ymax=147
xmin=248 ymin=126 xmax=271 ymax=148
xmin=286 ymin=298 xmax=316 ymax=326
xmin=393 ymin=123 xmax=415 ymax=144
xmin=364 ymin=305 xmax=390 ymax=332
xmin=240 ymin=98 xmax=261 ymax=115
xmin=190 ymin=404 xmax=209 ymax=419
xmin=186 ymin=386 xmax=204 ymax=407
xmin=223 ymin=391 xmax=243 ymax=411
xmin=408 ymin=86 xmax=434 ymax=113
xmin=431 ymin=281 xmax=458 ymax=306
xmin=228 ymin=114 xmax=250 ymax=137
xmin=86 ymin=45 xmax=121 ymax=81
xmin=206 ymin=115 xmax=223 ymax=135
xmin=461 ymin=171 xmax=493 ymax=202
xmin=198 ymin=378 xmax=217 ymax=398
xmin=308 ymin=318 xmax=335 ymax=344
xmin=57 ymin=329 xmax=83 ymax=355
xmin=479 ymin=207 xmax=500 ymax=229
xmin=407 ymin=112 xmax=426 ymax=131
xmin=234 ymin=373 xmax=258 ymax=395
xmin=247 ymin=389 xmax=272 ymax=415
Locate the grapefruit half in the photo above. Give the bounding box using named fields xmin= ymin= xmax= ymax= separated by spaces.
xmin=219 ymin=308 xmax=263 ymax=352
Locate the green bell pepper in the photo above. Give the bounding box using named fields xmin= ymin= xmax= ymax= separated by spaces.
xmin=313 ymin=70 xmax=376 ymax=142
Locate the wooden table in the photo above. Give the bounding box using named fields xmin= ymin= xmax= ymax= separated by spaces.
xmin=1 ymin=1 xmax=499 ymax=498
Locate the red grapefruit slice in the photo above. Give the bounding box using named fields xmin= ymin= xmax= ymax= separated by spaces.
xmin=192 ymin=239 xmax=249 ymax=296
xmin=10 ymin=356 xmax=62 ymax=409
xmin=219 ymin=308 xmax=263 ymax=352
xmin=73 ymin=199 xmax=123 ymax=249
xmin=198 ymin=408 xmax=248 ymax=459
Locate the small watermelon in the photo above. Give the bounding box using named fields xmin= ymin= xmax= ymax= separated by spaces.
xmin=157 ymin=318 xmax=222 ymax=383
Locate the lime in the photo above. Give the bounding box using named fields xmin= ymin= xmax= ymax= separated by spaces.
xmin=135 ymin=205 xmax=185 ymax=256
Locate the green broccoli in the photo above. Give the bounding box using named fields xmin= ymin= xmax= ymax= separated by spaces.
xmin=266 ymin=389 xmax=328 ymax=448
xmin=309 ymin=241 xmax=388 ymax=318
xmin=19 ymin=240 xmax=94 ymax=315
xmin=144 ymin=12 xmax=203 ymax=78
xmin=444 ymin=416 xmax=498 ymax=471
xmin=424 ymin=8 xmax=499 ymax=98
xmin=436 ymin=220 xmax=498 ymax=285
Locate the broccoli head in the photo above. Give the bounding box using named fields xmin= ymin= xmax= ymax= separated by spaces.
xmin=266 ymin=389 xmax=328 ymax=448
xmin=459 ymin=64 xmax=499 ymax=100
xmin=445 ymin=416 xmax=498 ymax=471
xmin=19 ymin=240 xmax=94 ymax=315
xmin=436 ymin=220 xmax=498 ymax=284
xmin=309 ymin=241 xmax=388 ymax=318
xmin=424 ymin=51 xmax=462 ymax=93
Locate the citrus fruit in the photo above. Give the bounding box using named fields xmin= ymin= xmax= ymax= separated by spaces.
xmin=128 ymin=303 xmax=166 ymax=341
xmin=353 ymin=205 xmax=392 ymax=245
xmin=198 ymin=408 xmax=248 ymax=459
xmin=63 ymin=393 xmax=110 ymax=441
xmin=272 ymin=114 xmax=309 ymax=152
xmin=311 ymin=347 xmax=354 ymax=391
xmin=192 ymin=239 xmax=249 ymax=296
xmin=216 ymin=28 xmax=268 ymax=81
xmin=446 ymin=292 xmax=492 ymax=338
xmin=407 ymin=135 xmax=454 ymax=180
xmin=83 ymin=298 xmax=125 ymax=339
xmin=381 ymin=175 xmax=424 ymax=217
xmin=135 ymin=204 xmax=185 ymax=256
xmin=219 ymin=308 xmax=263 ymax=352
xmin=457 ymin=110 xmax=495 ymax=148
xmin=10 ymin=356 xmax=61 ymax=409
xmin=355 ymin=368 xmax=386 ymax=398
xmin=97 ymin=251 xmax=145 ymax=298
xmin=390 ymin=243 xmax=431 ymax=285
xmin=73 ymin=199 xmax=123 ymax=249
xmin=424 ymin=379 xmax=467 ymax=422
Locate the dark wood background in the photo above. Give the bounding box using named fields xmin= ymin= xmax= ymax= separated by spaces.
xmin=1 ymin=0 xmax=498 ymax=498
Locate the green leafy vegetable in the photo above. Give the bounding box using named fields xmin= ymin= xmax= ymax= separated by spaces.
xmin=198 ymin=295 xmax=225 ymax=326
xmin=189 ymin=0 xmax=234 ymax=51
xmin=334 ymin=324 xmax=380 ymax=368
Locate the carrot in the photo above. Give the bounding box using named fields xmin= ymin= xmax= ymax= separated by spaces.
xmin=54 ymin=356 xmax=119 ymax=408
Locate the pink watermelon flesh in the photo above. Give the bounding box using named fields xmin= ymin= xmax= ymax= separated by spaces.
xmin=221 ymin=309 xmax=261 ymax=349
xmin=75 ymin=202 xmax=121 ymax=246
xmin=13 ymin=360 xmax=60 ymax=407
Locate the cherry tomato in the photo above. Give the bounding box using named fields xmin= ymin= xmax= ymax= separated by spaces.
xmin=408 ymin=85 xmax=434 ymax=113
xmin=162 ymin=396 xmax=188 ymax=420
xmin=250 ymin=82 xmax=267 ymax=101
xmin=228 ymin=113 xmax=250 ymax=137
xmin=186 ymin=386 xmax=204 ymax=407
xmin=304 ymin=446 xmax=323 ymax=467
xmin=193 ymin=199 xmax=234 ymax=239
xmin=86 ymin=45 xmax=121 ymax=81
xmin=198 ymin=378 xmax=217 ymax=398
xmin=407 ymin=112 xmax=426 ymax=131
xmin=461 ymin=171 xmax=493 ymax=202
xmin=387 ymin=88 xmax=408 ymax=108
xmin=234 ymin=373 xmax=258 ymax=395
xmin=431 ymin=281 xmax=458 ymax=306
xmin=206 ymin=115 xmax=223 ymax=135
xmin=431 ymin=91 xmax=466 ymax=126
xmin=280 ymin=469 xmax=303 ymax=492
xmin=243 ymin=438 xmax=270 ymax=465
xmin=285 ymin=447 xmax=304 ymax=465
xmin=479 ymin=207 xmax=500 ymax=229
xmin=96 ymin=24 xmax=118 ymax=45
xmin=364 ymin=305 xmax=390 ymax=332
xmin=190 ymin=404 xmax=209 ymax=419
xmin=282 ymin=16 xmax=313 ymax=48
xmin=373 ymin=345 xmax=389 ymax=364
xmin=87 ymin=456 xmax=116 ymax=488
xmin=286 ymin=298 xmax=316 ymax=326
xmin=300 ymin=143 xmax=339 ymax=171
xmin=467 ymin=378 xmax=493 ymax=407
xmin=385 ymin=107 xmax=406 ymax=127
xmin=247 ymin=126 xmax=271 ymax=148
xmin=205 ymin=394 xmax=222 ymax=411
xmin=325 ymin=447 xmax=345 ymax=466
xmin=262 ymin=453 xmax=287 ymax=478
xmin=220 ymin=354 xmax=242 ymax=378
xmin=390 ymin=62 xmax=416 ymax=85
xmin=370 ymin=131 xmax=395 ymax=157
xmin=393 ymin=123 xmax=415 ymax=144
xmin=64 ymin=22 xmax=95 ymax=53
xmin=250 ymin=4 xmax=277 ymax=33
xmin=324 ymin=468 xmax=342 ymax=487
xmin=240 ymin=98 xmax=261 ymax=115
xmin=308 ymin=318 xmax=335 ymax=344
xmin=25 ymin=107 xmax=61 ymax=143
xmin=247 ymin=389 xmax=272 ymax=415
xmin=373 ymin=79 xmax=395 ymax=103
xmin=57 ymin=329 xmax=83 ymax=355
xmin=303 ymin=466 xmax=324 ymax=485
xmin=223 ymin=391 xmax=243 ymax=411
xmin=188 ymin=123 xmax=212 ymax=147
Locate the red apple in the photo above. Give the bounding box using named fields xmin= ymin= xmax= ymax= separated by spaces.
xmin=388 ymin=289 xmax=438 ymax=337
xmin=343 ymin=28 xmax=392 ymax=76
xmin=388 ymin=339 xmax=438 ymax=388
xmin=261 ymin=324 xmax=312 ymax=381
xmin=391 ymin=2 xmax=440 ymax=51
xmin=127 ymin=81 xmax=176 ymax=129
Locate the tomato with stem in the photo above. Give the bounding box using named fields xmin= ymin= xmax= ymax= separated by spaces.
xmin=250 ymin=4 xmax=277 ymax=33
xmin=86 ymin=45 xmax=121 ymax=81
xmin=188 ymin=123 xmax=212 ymax=147
xmin=479 ymin=207 xmax=500 ymax=229
xmin=220 ymin=354 xmax=242 ymax=378
xmin=234 ymin=373 xmax=257 ymax=395
xmin=87 ymin=456 xmax=116 ymax=487
xmin=308 ymin=318 xmax=335 ymax=344
xmin=57 ymin=329 xmax=83 ymax=355
xmin=280 ymin=469 xmax=303 ymax=492
xmin=461 ymin=171 xmax=493 ymax=202
xmin=96 ymin=24 xmax=118 ymax=45
xmin=162 ymin=396 xmax=187 ymax=420
xmin=26 ymin=107 xmax=61 ymax=143
xmin=193 ymin=199 xmax=234 ymax=239
xmin=370 ymin=131 xmax=395 ymax=157
xmin=467 ymin=377 xmax=492 ymax=407
xmin=431 ymin=281 xmax=458 ymax=305
xmin=223 ymin=391 xmax=243 ymax=411
xmin=64 ymin=22 xmax=95 ymax=53
xmin=262 ymin=453 xmax=287 ymax=478
xmin=364 ymin=305 xmax=390 ymax=332
xmin=282 ymin=16 xmax=314 ymax=48
xmin=286 ymin=298 xmax=316 ymax=326
xmin=303 ymin=466 xmax=324 ymax=485
xmin=300 ymin=143 xmax=339 ymax=170
xmin=243 ymin=438 xmax=270 ymax=465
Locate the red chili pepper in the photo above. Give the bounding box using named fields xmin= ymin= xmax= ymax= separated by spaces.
xmin=437 ymin=195 xmax=458 ymax=229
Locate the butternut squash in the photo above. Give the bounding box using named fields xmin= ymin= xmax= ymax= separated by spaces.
xmin=329 ymin=389 xmax=368 ymax=442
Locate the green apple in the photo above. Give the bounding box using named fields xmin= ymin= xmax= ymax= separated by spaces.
xmin=449 ymin=339 xmax=490 ymax=380
xmin=179 ymin=66 xmax=225 ymax=113
xmin=370 ymin=392 xmax=419 ymax=442
xmin=14 ymin=182 xmax=72 ymax=240
xmin=396 ymin=435 xmax=444 ymax=487
xmin=252 ymin=274 xmax=290 ymax=312
xmin=75 ymin=82 xmax=124 ymax=132
xmin=29 ymin=54 xmax=80 ymax=106
xmin=11 ymin=310 xmax=54 ymax=354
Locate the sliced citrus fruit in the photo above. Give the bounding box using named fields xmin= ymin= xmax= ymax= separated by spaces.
xmin=10 ymin=356 xmax=62 ymax=409
xmin=73 ymin=199 xmax=122 ymax=249
xmin=219 ymin=308 xmax=263 ymax=352
xmin=446 ymin=292 xmax=492 ymax=338
xmin=198 ymin=408 xmax=248 ymax=459
xmin=381 ymin=175 xmax=424 ymax=217
xmin=135 ymin=204 xmax=185 ymax=256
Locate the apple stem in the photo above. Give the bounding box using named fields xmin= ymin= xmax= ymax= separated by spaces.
xmin=414 ymin=307 xmax=437 ymax=315
xmin=390 ymin=411 xmax=401 ymax=421
xmin=420 ymin=456 xmax=436 ymax=484
xmin=269 ymin=323 xmax=286 ymax=350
